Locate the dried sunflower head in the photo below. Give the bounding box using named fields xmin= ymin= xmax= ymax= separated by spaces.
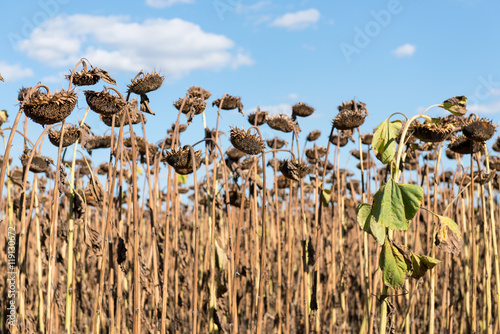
xmin=462 ymin=118 xmax=496 ymax=142
xmin=493 ymin=136 xmax=500 ymax=152
xmin=84 ymin=135 xmax=115 ymax=155
xmin=267 ymin=114 xmax=300 ymax=134
xmin=188 ymin=86 xmax=211 ymax=100
xmin=277 ymin=175 xmax=291 ymax=188
xmin=229 ymin=126 xmax=265 ymax=155
xmin=96 ymin=163 xmax=110 ymax=175
xmin=174 ymin=96 xmax=206 ymax=123
xmin=123 ymin=136 xmax=158 ymax=157
xmin=85 ymin=88 xmax=126 ymax=116
xmin=226 ymin=147 xmax=246 ymax=161
xmin=247 ymin=107 xmax=268 ymax=126
xmin=127 ymin=71 xmax=164 ymax=95
xmin=100 ymin=98 xmax=145 ymax=126
xmin=266 ymin=137 xmax=288 ymax=149
xmin=212 ymin=95 xmax=244 ymax=115
xmin=333 ymin=100 xmax=368 ymax=130
xmin=164 ymin=146 xmax=202 ymax=175
xmin=23 ymin=86 xmax=77 ymax=126
xmin=448 ymin=135 xmax=484 ymax=155
xmin=66 ymin=59 xmax=116 ymax=86
xmin=411 ymin=118 xmax=455 ymax=143
xmin=356 ymin=161 xmax=376 ymax=170
xmin=329 ymin=133 xmax=349 ymax=147
xmin=292 ymin=102 xmax=314 ymax=118
xmin=487 ymin=157 xmax=500 ymax=171
xmin=445 ymin=148 xmax=456 ymax=160
xmin=228 ymin=190 xmax=249 ymax=208
xmin=361 ymin=133 xmax=373 ymax=145
xmin=350 ymin=149 xmax=368 ymax=160
xmin=279 ymin=159 xmax=310 ymax=181
xmin=48 ymin=124 xmax=80 ymax=148
xmin=20 ymin=149 xmax=54 ymax=173
xmin=305 ymin=147 xmax=328 ymax=160
xmin=306 ymin=130 xmax=321 ymax=142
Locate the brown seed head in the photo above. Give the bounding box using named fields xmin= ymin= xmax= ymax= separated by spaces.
xmin=267 ymin=114 xmax=300 ymax=134
xmin=229 ymin=126 xmax=265 ymax=155
xmin=292 ymin=102 xmax=315 ymax=118
xmin=463 ymin=119 xmax=496 ymax=142
xmin=127 ymin=71 xmax=164 ymax=95
xmin=307 ymin=130 xmax=321 ymax=142
xmin=23 ymin=87 xmax=77 ymax=126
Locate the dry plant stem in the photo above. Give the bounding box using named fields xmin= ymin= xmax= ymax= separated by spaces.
xmin=46 ymin=119 xmax=67 ymax=334
xmin=0 ymin=108 xmax=23 ymax=217
xmin=33 ymin=176 xmax=45 ymax=333
xmin=429 ymin=142 xmax=444 ymax=334
xmin=475 ymin=154 xmax=492 ymax=333
xmin=209 ymin=94 xmax=225 ymax=333
xmin=65 ymin=107 xmax=90 ymax=334
xmin=255 ymin=129 xmax=268 ymax=334
xmin=186 ymin=145 xmax=201 ymax=334
xmin=158 ymin=98 xmax=185 ymax=334
xmin=94 ymin=112 xmax=127 ymax=333
xmin=484 ymin=150 xmax=500 ymax=334
xmin=357 ymin=126 xmax=371 ymax=334
xmin=126 ymin=108 xmax=142 ymax=334
xmin=14 ymin=127 xmax=50 ymax=333
xmin=471 ymin=153 xmax=477 ymax=333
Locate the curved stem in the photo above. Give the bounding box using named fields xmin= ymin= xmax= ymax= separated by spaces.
xmin=393 ymin=113 xmax=433 ymax=182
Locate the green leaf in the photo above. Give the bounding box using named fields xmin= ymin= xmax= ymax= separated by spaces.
xmin=369 ymin=217 xmax=386 ymax=245
xmin=438 ymin=96 xmax=467 ymax=116
xmin=398 ymin=184 xmax=424 ymax=220
xmin=372 ymin=118 xmax=402 ymax=164
xmin=356 ymin=203 xmax=372 ymax=230
xmin=372 ymin=179 xmax=409 ymax=231
xmin=321 ymin=189 xmax=332 ymax=206
xmin=356 ymin=203 xmax=386 ymax=245
xmin=137 ymin=166 xmax=143 ymax=175
xmin=379 ymin=239 xmax=410 ymax=289
xmin=177 ymin=173 xmax=187 ymax=184
xmin=411 ymin=253 xmax=440 ymax=279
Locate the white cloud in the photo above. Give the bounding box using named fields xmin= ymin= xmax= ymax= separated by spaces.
xmin=392 ymin=43 xmax=416 ymax=57
xmin=17 ymin=15 xmax=253 ymax=79
xmin=469 ymin=100 xmax=500 ymax=114
xmin=145 ymin=0 xmax=194 ymax=8
xmin=270 ymin=8 xmax=320 ymax=30
xmin=0 ymin=61 xmax=34 ymax=81
xmin=249 ymin=103 xmax=292 ymax=116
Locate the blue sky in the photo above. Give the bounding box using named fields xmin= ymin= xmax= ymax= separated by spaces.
xmin=1 ymin=0 xmax=500 ymax=182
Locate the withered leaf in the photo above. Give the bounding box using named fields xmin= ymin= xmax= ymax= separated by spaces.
xmin=435 ymin=215 xmax=462 ymax=255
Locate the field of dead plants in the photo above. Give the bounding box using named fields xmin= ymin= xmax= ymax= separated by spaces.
xmin=1 ymin=59 xmax=500 ymax=334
